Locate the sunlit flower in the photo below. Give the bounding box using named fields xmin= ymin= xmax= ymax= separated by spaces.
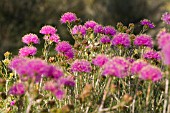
xmin=92 ymin=54 xmax=109 ymax=67
xmin=161 ymin=12 xmax=170 ymax=25
xmin=140 ymin=19 xmax=155 ymax=28
xmin=22 ymin=33 xmax=39 ymax=45
xmin=111 ymin=33 xmax=130 ymax=47
xmin=40 ymin=25 xmax=56 ymax=35
xmin=134 ymin=34 xmax=153 ymax=48
xmin=60 ymin=12 xmax=77 ymax=24
xmin=19 ymin=46 xmax=37 ymax=57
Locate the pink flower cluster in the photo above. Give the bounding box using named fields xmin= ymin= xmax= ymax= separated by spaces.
xmin=72 ymin=25 xmax=86 ymax=36
xmin=19 ymin=46 xmax=37 ymax=57
xmin=134 ymin=34 xmax=153 ymax=48
xmin=100 ymin=35 xmax=111 ymax=44
xmin=157 ymin=32 xmax=170 ymax=49
xmin=60 ymin=12 xmax=77 ymax=24
xmin=140 ymin=19 xmax=155 ymax=28
xmin=102 ymin=57 xmax=129 ymax=78
xmin=104 ymin=26 xmax=116 ymax=36
xmin=111 ymin=33 xmax=131 ymax=47
xmin=92 ymin=54 xmax=109 ymax=67
xmin=55 ymin=41 xmax=74 ymax=59
xmin=143 ymin=50 xmax=161 ymax=60
xmin=40 ymin=25 xmax=56 ymax=35
xmin=139 ymin=65 xmax=162 ymax=82
xmin=130 ymin=60 xmax=148 ymax=74
xmin=71 ymin=59 xmax=91 ymax=73
xmin=94 ymin=24 xmax=104 ymax=34
xmin=161 ymin=12 xmax=170 ymax=25
xmin=9 ymin=83 xmax=25 ymax=95
xmin=22 ymin=33 xmax=39 ymax=45
xmin=84 ymin=20 xmax=97 ymax=30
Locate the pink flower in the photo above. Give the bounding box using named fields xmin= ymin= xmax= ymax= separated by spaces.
xmin=100 ymin=35 xmax=111 ymax=44
xmin=71 ymin=59 xmax=91 ymax=73
xmin=140 ymin=19 xmax=155 ymax=28
xmin=19 ymin=46 xmax=37 ymax=57
xmin=84 ymin=20 xmax=97 ymax=29
xmin=46 ymin=65 xmax=64 ymax=79
xmin=111 ymin=33 xmax=131 ymax=47
xmin=130 ymin=60 xmax=148 ymax=74
xmin=102 ymin=57 xmax=129 ymax=78
xmin=104 ymin=26 xmax=116 ymax=36
xmin=92 ymin=54 xmax=109 ymax=67
xmin=139 ymin=65 xmax=162 ymax=82
xmin=9 ymin=83 xmax=25 ymax=95
xmin=10 ymin=101 xmax=15 ymax=106
xmin=60 ymin=76 xmax=75 ymax=87
xmin=161 ymin=12 xmax=170 ymax=25
xmin=143 ymin=50 xmax=161 ymax=60
xmin=60 ymin=12 xmax=77 ymax=24
xmin=49 ymin=34 xmax=60 ymax=43
xmin=162 ymin=43 xmax=170 ymax=65
xmin=22 ymin=33 xmax=39 ymax=45
xmin=134 ymin=34 xmax=153 ymax=48
xmin=72 ymin=25 xmax=86 ymax=36
xmin=40 ymin=25 xmax=56 ymax=35
xmin=94 ymin=24 xmax=104 ymax=34
xmin=157 ymin=33 xmax=170 ymax=49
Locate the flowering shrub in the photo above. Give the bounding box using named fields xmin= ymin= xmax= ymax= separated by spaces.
xmin=0 ymin=12 xmax=170 ymax=113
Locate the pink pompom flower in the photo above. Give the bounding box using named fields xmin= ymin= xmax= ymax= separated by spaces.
xmin=104 ymin=26 xmax=116 ymax=36
xmin=161 ymin=12 xmax=170 ymax=25
xmin=134 ymin=34 xmax=153 ymax=48
xmin=40 ymin=25 xmax=56 ymax=35
xmin=92 ymin=54 xmax=109 ymax=67
xmin=102 ymin=56 xmax=129 ymax=78
xmin=111 ymin=33 xmax=131 ymax=47
xmin=157 ymin=33 xmax=170 ymax=49
xmin=19 ymin=46 xmax=37 ymax=57
xmin=162 ymin=43 xmax=170 ymax=65
xmin=94 ymin=24 xmax=104 ymax=34
xmin=143 ymin=50 xmax=161 ymax=60
xmin=139 ymin=65 xmax=162 ymax=82
xmin=22 ymin=33 xmax=39 ymax=45
xmin=9 ymin=83 xmax=25 ymax=95
xmin=60 ymin=12 xmax=77 ymax=24
xmin=84 ymin=20 xmax=97 ymax=30
xmin=71 ymin=25 xmax=86 ymax=36
xmin=100 ymin=35 xmax=111 ymax=44
xmin=140 ymin=19 xmax=155 ymax=28
xmin=71 ymin=59 xmax=91 ymax=73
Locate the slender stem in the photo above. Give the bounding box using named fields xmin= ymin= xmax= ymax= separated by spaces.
xmin=146 ymin=82 xmax=151 ymax=111
xmin=99 ymin=77 xmax=112 ymax=112
xmin=163 ymin=69 xmax=169 ymax=113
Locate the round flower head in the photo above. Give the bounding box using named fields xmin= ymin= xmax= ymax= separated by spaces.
xmin=64 ymin=49 xmax=74 ymax=59
xmin=49 ymin=34 xmax=60 ymax=43
xmin=134 ymin=34 xmax=153 ymax=48
xmin=161 ymin=12 xmax=170 ymax=25
xmin=72 ymin=25 xmax=86 ymax=36
xmin=162 ymin=43 xmax=170 ymax=65
xmin=143 ymin=50 xmax=161 ymax=60
xmin=60 ymin=76 xmax=75 ymax=87
xmin=10 ymin=101 xmax=15 ymax=106
xmin=71 ymin=59 xmax=91 ymax=73
xmin=40 ymin=25 xmax=56 ymax=35
xmin=102 ymin=56 xmax=129 ymax=78
xmin=140 ymin=19 xmax=155 ymax=28
xmin=9 ymin=83 xmax=25 ymax=95
xmin=139 ymin=65 xmax=162 ymax=82
xmin=157 ymin=33 xmax=170 ymax=49
xmin=84 ymin=20 xmax=97 ymax=29
xmin=22 ymin=33 xmax=39 ymax=45
xmin=94 ymin=24 xmax=104 ymax=34
xmin=47 ymin=65 xmax=64 ymax=79
xmin=60 ymin=12 xmax=77 ymax=24
xmin=9 ymin=57 xmax=28 ymax=71
xmin=92 ymin=54 xmax=109 ymax=67
xmin=104 ymin=26 xmax=116 ymax=36
xmin=111 ymin=33 xmax=130 ymax=47
xmin=19 ymin=46 xmax=37 ymax=57
xmin=130 ymin=60 xmax=148 ymax=75
xmin=100 ymin=35 xmax=111 ymax=44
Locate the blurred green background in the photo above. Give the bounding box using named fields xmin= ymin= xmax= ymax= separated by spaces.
xmin=0 ymin=0 xmax=170 ymax=60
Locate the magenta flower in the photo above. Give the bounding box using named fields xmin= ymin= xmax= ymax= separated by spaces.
xmin=134 ymin=34 xmax=153 ymax=48
xmin=111 ymin=33 xmax=131 ymax=47
xmin=9 ymin=57 xmax=28 ymax=71
xmin=143 ymin=50 xmax=161 ymax=60
xmin=94 ymin=24 xmax=104 ymax=34
xmin=19 ymin=46 xmax=37 ymax=57
xmin=47 ymin=65 xmax=64 ymax=79
xmin=162 ymin=43 xmax=170 ymax=65
xmin=100 ymin=35 xmax=111 ymax=44
xmin=71 ymin=59 xmax=91 ymax=73
xmin=102 ymin=57 xmax=129 ymax=78
xmin=55 ymin=89 xmax=65 ymax=100
xmin=139 ymin=65 xmax=162 ymax=82
xmin=22 ymin=33 xmax=39 ymax=45
xmin=40 ymin=25 xmax=56 ymax=35
xmin=92 ymin=54 xmax=109 ymax=67
xmin=157 ymin=33 xmax=170 ymax=49
xmin=130 ymin=60 xmax=148 ymax=75
xmin=157 ymin=29 xmax=167 ymax=39
xmin=72 ymin=25 xmax=86 ymax=36
xmin=161 ymin=12 xmax=170 ymax=25
xmin=49 ymin=34 xmax=60 ymax=43
xmin=9 ymin=83 xmax=25 ymax=95
xmin=60 ymin=12 xmax=77 ymax=24
xmin=55 ymin=41 xmax=74 ymax=59
xmin=104 ymin=26 xmax=116 ymax=36
xmin=84 ymin=20 xmax=97 ymax=29
xmin=10 ymin=101 xmax=16 ymax=106
xmin=140 ymin=19 xmax=155 ymax=28
xmin=60 ymin=76 xmax=75 ymax=87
